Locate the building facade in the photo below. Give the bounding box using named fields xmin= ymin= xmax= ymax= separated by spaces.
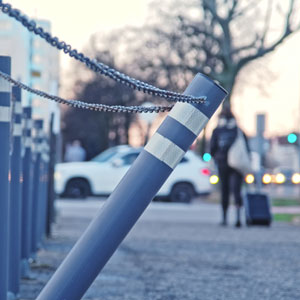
xmin=0 ymin=13 xmax=60 ymax=132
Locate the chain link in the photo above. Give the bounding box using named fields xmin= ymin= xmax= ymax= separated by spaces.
xmin=0 ymin=1 xmax=207 ymax=105
xmin=0 ymin=70 xmax=174 ymax=113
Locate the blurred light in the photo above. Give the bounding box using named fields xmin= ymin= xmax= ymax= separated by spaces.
xmin=245 ymin=174 xmax=255 ymax=184
xmin=262 ymin=173 xmax=272 ymax=184
xmin=275 ymin=173 xmax=286 ymax=184
xmin=292 ymin=173 xmax=300 ymax=184
xmin=287 ymin=133 xmax=297 ymax=144
xmin=210 ymin=175 xmax=219 ymax=184
xmin=201 ymin=168 xmax=211 ymax=176
xmin=203 ymin=153 xmax=212 ymax=162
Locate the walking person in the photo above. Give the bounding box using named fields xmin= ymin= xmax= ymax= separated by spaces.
xmin=210 ymin=106 xmax=250 ymax=227
xmin=64 ymin=140 xmax=86 ymax=162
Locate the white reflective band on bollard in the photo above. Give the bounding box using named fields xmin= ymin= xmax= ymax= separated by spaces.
xmin=14 ymin=102 xmax=22 ymax=114
xmin=144 ymin=132 xmax=185 ymax=169
xmin=0 ymin=79 xmax=10 ymax=93
xmin=35 ymin=144 xmax=42 ymax=153
xmin=168 ymin=102 xmax=209 ymax=136
xmin=13 ymin=123 xmax=22 ymax=136
xmin=24 ymin=138 xmax=32 ymax=148
xmin=26 ymin=119 xmax=32 ymax=130
xmin=0 ymin=106 xmax=11 ymax=122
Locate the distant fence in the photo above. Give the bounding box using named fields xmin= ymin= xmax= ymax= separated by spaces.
xmin=0 ymin=55 xmax=57 ymax=299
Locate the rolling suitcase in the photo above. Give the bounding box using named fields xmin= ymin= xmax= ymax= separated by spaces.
xmin=244 ymin=192 xmax=272 ymax=226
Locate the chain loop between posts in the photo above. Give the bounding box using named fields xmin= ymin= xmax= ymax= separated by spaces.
xmin=0 ymin=70 xmax=173 ymax=113
xmin=0 ymin=1 xmax=207 ymax=106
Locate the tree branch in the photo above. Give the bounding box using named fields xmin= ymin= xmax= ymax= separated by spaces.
xmin=259 ymin=0 xmax=273 ymax=47
xmin=230 ymin=39 xmax=258 ymax=56
xmin=202 ymin=0 xmax=235 ymax=67
xmin=236 ymin=0 xmax=299 ymax=72
xmin=202 ymin=0 xmax=222 ymax=22
xmin=237 ymin=0 xmax=300 ymax=72
xmin=232 ymin=0 xmax=264 ymax=19
xmin=177 ymin=16 xmax=222 ymax=45
xmin=228 ymin=0 xmax=239 ymax=19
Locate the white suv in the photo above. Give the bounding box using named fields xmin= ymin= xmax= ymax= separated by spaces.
xmin=55 ymin=146 xmax=212 ymax=203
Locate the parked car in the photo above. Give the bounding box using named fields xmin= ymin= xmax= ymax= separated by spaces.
xmin=55 ymin=146 xmax=212 ymax=203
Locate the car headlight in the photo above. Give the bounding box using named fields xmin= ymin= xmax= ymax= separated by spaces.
xmin=262 ymin=174 xmax=272 ymax=184
xmin=245 ymin=174 xmax=255 ymax=184
xmin=210 ymin=175 xmax=219 ymax=184
xmin=275 ymin=173 xmax=285 ymax=184
xmin=292 ymin=173 xmax=300 ymax=184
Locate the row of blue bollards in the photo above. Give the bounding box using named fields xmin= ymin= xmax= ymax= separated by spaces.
xmin=0 ymin=55 xmax=54 ymax=299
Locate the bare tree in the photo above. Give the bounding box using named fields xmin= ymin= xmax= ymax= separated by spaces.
xmin=126 ymin=0 xmax=300 ymax=103
xmin=63 ymin=0 xmax=299 ymax=155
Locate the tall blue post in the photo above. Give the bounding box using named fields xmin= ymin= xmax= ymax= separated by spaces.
xmin=21 ymin=106 xmax=33 ymax=278
xmin=0 ymin=56 xmax=11 ymax=300
xmin=8 ymin=86 xmax=23 ymax=298
xmin=37 ymin=135 xmax=49 ymax=246
xmin=37 ymin=73 xmax=227 ymax=300
xmin=31 ymin=119 xmax=43 ymax=257
xmin=41 ymin=139 xmax=50 ymax=242
xmin=46 ymin=113 xmax=56 ymax=237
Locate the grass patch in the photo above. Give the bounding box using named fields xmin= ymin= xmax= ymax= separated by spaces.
xmin=271 ymin=198 xmax=300 ymax=207
xmin=274 ymin=214 xmax=300 ymax=223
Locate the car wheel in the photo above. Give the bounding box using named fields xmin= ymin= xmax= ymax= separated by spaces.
xmin=170 ymin=183 xmax=194 ymax=203
xmin=64 ymin=178 xmax=91 ymax=199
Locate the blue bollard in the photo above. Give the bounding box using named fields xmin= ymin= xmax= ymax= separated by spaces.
xmin=36 ymin=135 xmax=44 ymax=248
xmin=46 ymin=113 xmax=56 ymax=237
xmin=31 ymin=119 xmax=43 ymax=257
xmin=21 ymin=106 xmax=33 ymax=278
xmin=0 ymin=56 xmax=11 ymax=300
xmin=37 ymin=136 xmax=49 ymax=246
xmin=8 ymin=86 xmax=23 ymax=298
xmin=41 ymin=140 xmax=50 ymax=241
xmin=37 ymin=73 xmax=227 ymax=300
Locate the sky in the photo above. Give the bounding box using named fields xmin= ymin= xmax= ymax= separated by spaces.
xmin=5 ymin=0 xmax=300 ymax=137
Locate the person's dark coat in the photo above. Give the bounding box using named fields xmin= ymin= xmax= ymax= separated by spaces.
xmin=210 ymin=118 xmax=249 ymax=168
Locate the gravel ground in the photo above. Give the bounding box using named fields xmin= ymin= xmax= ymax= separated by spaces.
xmin=20 ymin=200 xmax=300 ymax=300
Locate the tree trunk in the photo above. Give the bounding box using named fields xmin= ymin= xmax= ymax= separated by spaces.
xmin=216 ymin=70 xmax=237 ymax=107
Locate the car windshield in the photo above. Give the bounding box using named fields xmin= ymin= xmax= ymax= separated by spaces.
xmin=91 ymin=148 xmax=119 ymax=163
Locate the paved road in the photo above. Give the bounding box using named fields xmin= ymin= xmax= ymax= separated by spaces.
xmin=21 ymin=199 xmax=300 ymax=300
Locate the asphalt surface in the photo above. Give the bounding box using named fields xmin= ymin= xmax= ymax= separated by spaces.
xmin=20 ymin=199 xmax=300 ymax=300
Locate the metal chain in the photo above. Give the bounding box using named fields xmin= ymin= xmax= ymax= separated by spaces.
xmin=0 ymin=70 xmax=173 ymax=113
xmin=0 ymin=1 xmax=207 ymax=105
